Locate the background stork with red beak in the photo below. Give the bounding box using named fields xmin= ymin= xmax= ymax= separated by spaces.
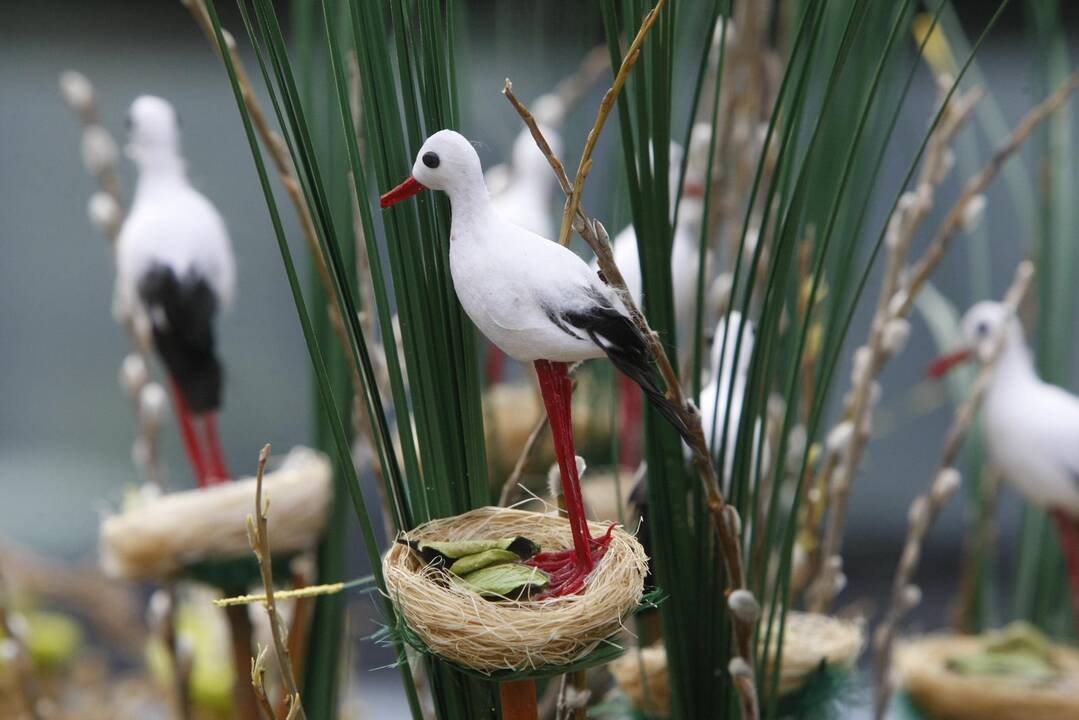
xmin=930 ymin=301 xmax=1079 ymax=625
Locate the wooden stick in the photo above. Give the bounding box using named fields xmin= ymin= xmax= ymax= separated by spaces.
xmin=500 ymin=679 xmax=539 ymax=720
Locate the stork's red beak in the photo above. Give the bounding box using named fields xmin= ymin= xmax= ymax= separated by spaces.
xmin=927 ymin=347 xmax=973 ymax=379
xmin=380 ymin=176 xmax=426 ymax=208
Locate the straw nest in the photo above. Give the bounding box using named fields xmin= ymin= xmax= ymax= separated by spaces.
xmin=382 ymin=506 xmax=647 ymax=674
xmin=895 ymin=633 xmax=1079 ymax=720
xmin=99 ymin=447 xmax=332 ymax=580
xmin=610 ymin=611 xmax=865 ymax=717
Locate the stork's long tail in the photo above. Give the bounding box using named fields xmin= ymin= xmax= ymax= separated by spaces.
xmin=559 ymin=294 xmax=692 ymax=444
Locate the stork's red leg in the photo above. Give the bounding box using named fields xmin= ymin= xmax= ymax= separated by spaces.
xmin=1052 ymin=510 xmax=1079 ymax=627
xmin=617 ymin=373 xmax=643 ymax=469
xmin=535 ymin=360 xmax=593 ymax=570
xmin=168 ymin=379 xmax=209 ymax=487
xmin=202 ymin=413 xmax=231 ymax=484
xmin=486 ymin=344 xmax=509 ymax=385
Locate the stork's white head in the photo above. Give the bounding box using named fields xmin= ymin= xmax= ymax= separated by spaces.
xmin=929 ymin=300 xmax=1027 ymax=378
xmin=126 ymin=95 xmax=182 ymax=168
xmin=960 ymin=301 xmax=1025 ymax=362
xmin=380 ymin=130 xmax=485 ymax=208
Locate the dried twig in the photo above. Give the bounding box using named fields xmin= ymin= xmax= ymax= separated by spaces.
xmin=59 ymin=70 xmax=165 ymax=490
xmin=504 ymin=2 xmax=760 ymax=714
xmin=804 ymin=71 xmax=1079 ymax=611
xmin=871 ymin=261 xmax=1034 ymax=719
xmin=556 ymin=0 xmax=665 ymax=247
xmin=499 ymin=413 xmax=550 ymax=507
xmin=247 ymin=444 xmax=307 ymax=720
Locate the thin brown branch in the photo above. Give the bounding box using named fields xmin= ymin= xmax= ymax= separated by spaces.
xmin=504 ymin=7 xmax=758 ymax=714
xmin=499 ymin=413 xmax=550 ymax=507
xmin=872 ymin=261 xmax=1034 ymax=719
xmin=557 ymin=0 xmax=666 ymax=247
xmin=248 ymin=444 xmax=307 ymax=720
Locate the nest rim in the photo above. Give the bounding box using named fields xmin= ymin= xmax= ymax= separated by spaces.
xmin=382 ymin=505 xmax=647 ymax=676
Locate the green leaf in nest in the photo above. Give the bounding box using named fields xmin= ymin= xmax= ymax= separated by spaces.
xmin=448 ymin=549 xmax=521 ymax=575
xmin=451 ymin=564 xmax=549 ymax=598
xmin=400 ymin=536 xmax=541 ymax=565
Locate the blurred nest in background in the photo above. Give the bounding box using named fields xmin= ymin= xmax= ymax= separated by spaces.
xmin=383 ymin=506 xmax=646 ymax=674
xmin=99 ymin=447 xmax=331 ymax=580
xmin=609 ymin=611 xmax=865 ymax=717
xmin=895 ymin=628 xmax=1079 ymax=720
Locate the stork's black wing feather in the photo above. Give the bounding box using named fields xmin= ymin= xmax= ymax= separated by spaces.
xmin=554 ymin=289 xmax=692 ymax=442
xmin=138 ymin=264 xmax=223 ymax=413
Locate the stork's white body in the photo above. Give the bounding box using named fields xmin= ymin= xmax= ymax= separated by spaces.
xmin=115 ymin=98 xmax=234 ymax=320
xmin=981 ymin=338 xmax=1079 ymax=516
xmin=697 ymin=312 xmax=757 ymax=482
xmin=448 ymin=200 xmax=619 ymax=364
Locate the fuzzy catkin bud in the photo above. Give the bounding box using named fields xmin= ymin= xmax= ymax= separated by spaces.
xmin=851 ymin=346 xmax=873 ymax=387
xmin=902 ymin=584 xmax=922 ymax=610
xmin=59 ymin=70 xmax=94 ymax=112
xmin=833 ymin=572 xmax=848 ymax=594
xmin=932 ymin=467 xmax=961 ymax=502
xmin=139 ymin=382 xmax=168 ymax=426
xmin=0 ymin=639 xmax=17 ymax=663
xmin=960 ymin=194 xmax=986 ymax=233
xmin=728 ymin=589 xmax=761 ymax=624
xmin=887 ymin=289 xmax=909 ymax=319
xmin=728 ymin=657 xmax=754 ymax=680
xmin=81 ymin=125 xmax=118 ymax=175
xmin=88 ymin=191 xmax=121 ymax=233
xmin=119 ymin=353 xmax=147 ymax=395
xmin=881 ymin=318 xmax=911 ymax=356
xmin=826 ymin=421 xmax=854 ymax=456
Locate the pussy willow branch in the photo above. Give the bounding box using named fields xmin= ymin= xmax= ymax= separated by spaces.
xmin=872 ymin=261 xmax=1034 ymax=720
xmin=556 ymin=0 xmax=665 ymax=247
xmin=59 ymin=72 xmax=165 ymax=489
xmin=247 ymin=444 xmax=307 ymax=720
xmin=804 ymin=83 xmax=983 ymax=610
xmin=500 ymin=414 xmax=551 ymax=508
xmin=809 ymin=72 xmax=1079 ymax=611
xmin=504 ymin=10 xmax=759 ymax=715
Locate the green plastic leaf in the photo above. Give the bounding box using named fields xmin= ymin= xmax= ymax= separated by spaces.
xmin=452 ymin=564 xmax=549 ymax=598
xmin=946 ymin=622 xmax=1059 ymax=683
xmin=401 ymin=536 xmax=540 ymax=565
xmin=448 ymin=549 xmax=521 ymax=575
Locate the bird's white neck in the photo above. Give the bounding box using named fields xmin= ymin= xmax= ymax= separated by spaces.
xmin=446 ymin=176 xmax=497 ymax=236
xmin=131 ymin=145 xmax=188 ymax=199
xmin=988 ymin=334 xmax=1037 ymax=392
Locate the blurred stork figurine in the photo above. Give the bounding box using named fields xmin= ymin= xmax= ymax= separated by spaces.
xmin=380 ymin=130 xmax=690 ymax=596
xmin=600 ymin=140 xmax=710 ymax=467
xmin=930 ymin=301 xmax=1079 ymax=625
xmin=115 ymin=96 xmax=236 ymax=487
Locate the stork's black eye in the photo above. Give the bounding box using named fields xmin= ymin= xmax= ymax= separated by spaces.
xmin=422 ymin=152 xmax=440 ymax=169
xmin=975 ymin=321 xmax=989 ymax=336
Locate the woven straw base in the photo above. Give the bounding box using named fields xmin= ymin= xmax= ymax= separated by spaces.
xmin=99 ymin=447 xmax=331 ymax=580
xmin=383 ymin=506 xmax=647 ymax=674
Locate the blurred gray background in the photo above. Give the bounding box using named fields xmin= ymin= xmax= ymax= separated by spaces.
xmin=2 ymin=0 xmax=1077 ymax=715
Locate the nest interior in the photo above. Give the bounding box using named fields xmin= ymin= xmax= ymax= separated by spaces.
xmin=895 ymin=633 xmax=1079 ymax=720
xmin=382 ymin=506 xmax=647 ymax=675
